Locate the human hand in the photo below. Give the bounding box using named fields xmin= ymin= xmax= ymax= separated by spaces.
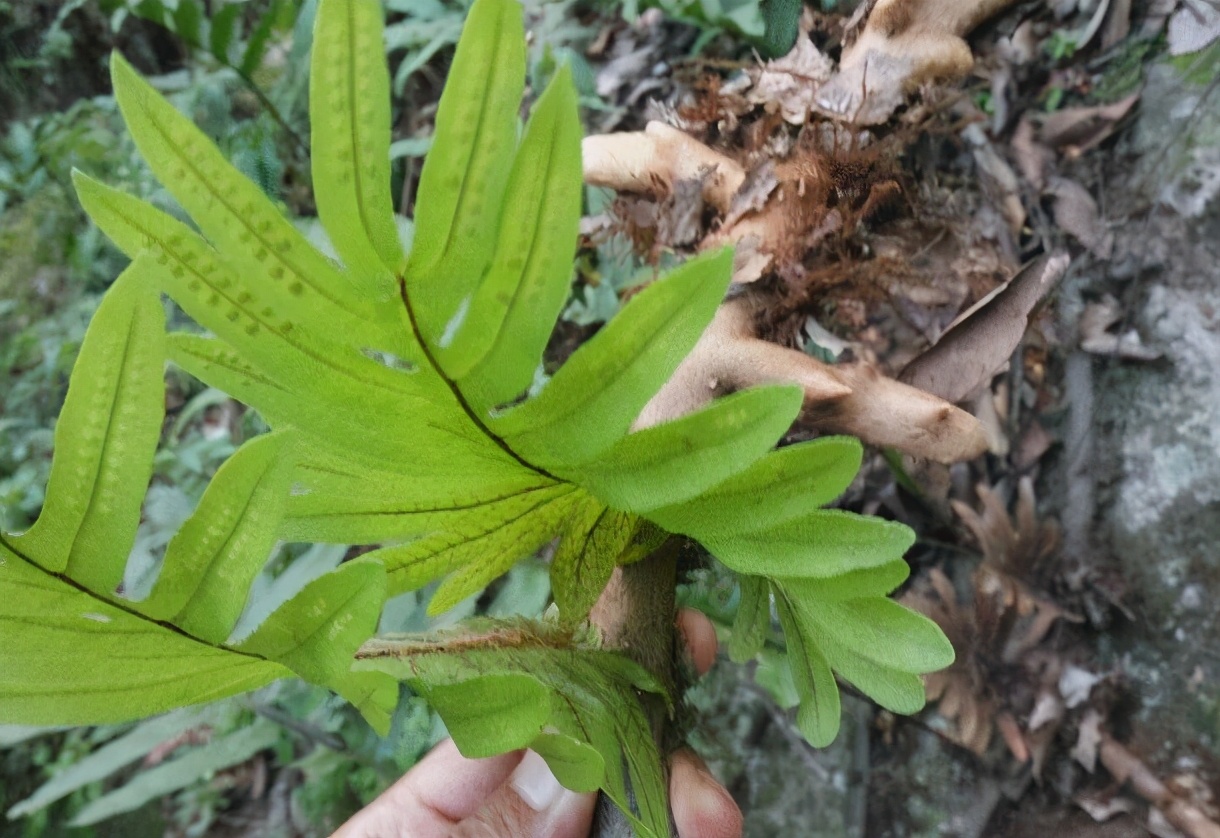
xmin=333 ymin=609 xmax=743 ymax=838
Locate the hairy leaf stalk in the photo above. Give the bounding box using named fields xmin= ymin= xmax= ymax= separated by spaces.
xmin=590 ymin=540 xmax=681 ymax=838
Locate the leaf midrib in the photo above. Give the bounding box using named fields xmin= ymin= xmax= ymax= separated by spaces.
xmin=135 ymin=86 xmax=360 ymax=316
xmin=344 ymin=0 xmax=380 ymax=264
xmin=437 ymin=0 xmax=507 ymax=265
xmin=398 ymin=276 xmax=557 ymax=481
xmin=0 ymin=532 xmax=275 ymax=668
xmin=63 ymin=306 xmax=141 ymax=579
xmin=294 ymin=481 xmax=559 ymax=521
xmin=173 ymin=463 xmax=267 ymax=626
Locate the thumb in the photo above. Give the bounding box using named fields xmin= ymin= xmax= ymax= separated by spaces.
xmin=452 ymin=751 xmax=596 ymax=838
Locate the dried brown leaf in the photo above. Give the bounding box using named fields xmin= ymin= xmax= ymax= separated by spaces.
xmin=1047 ymin=177 xmax=1114 ymax=258
xmin=1168 ymin=0 xmax=1220 ymax=56
xmin=1011 ymin=117 xmax=1054 ymax=189
xmin=1080 ymin=295 xmax=1161 ymax=360
xmin=747 ymin=36 xmax=835 ymax=124
xmin=722 ymin=161 xmax=779 ymax=230
xmin=964 ymin=123 xmax=1026 ymax=234
xmin=814 ymin=0 xmax=1020 ymax=124
xmin=1102 ymin=0 xmax=1133 ymax=48
xmin=997 ymin=710 xmax=1029 ymax=762
xmin=1073 ymin=707 xmax=1104 ymax=771
xmin=1037 ymin=95 xmax=1139 ymax=158
xmin=900 ymin=253 xmax=1070 ymax=404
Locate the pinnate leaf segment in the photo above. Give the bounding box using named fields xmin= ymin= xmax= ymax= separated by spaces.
xmin=0 ymin=0 xmax=952 ymax=834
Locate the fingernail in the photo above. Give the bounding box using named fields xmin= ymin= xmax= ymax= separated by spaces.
xmin=510 ymin=751 xmax=563 ymax=811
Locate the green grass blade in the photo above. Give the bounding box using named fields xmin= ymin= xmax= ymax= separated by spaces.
xmin=404 ymin=0 xmax=526 ymax=347
xmin=13 ymin=268 xmax=164 ymax=594
xmin=6 ymin=707 xmax=215 ymax=819
xmin=69 ymin=720 xmax=282 ymax=827
xmin=440 ymin=64 xmax=582 ymax=397
xmin=311 ymin=0 xmax=402 ymax=289
xmin=493 ymin=249 xmax=735 ymax=468
xmin=576 ymin=385 xmax=803 ymax=513
xmin=142 ymin=432 xmax=297 ymax=643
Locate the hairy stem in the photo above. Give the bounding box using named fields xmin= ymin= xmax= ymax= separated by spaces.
xmin=588 ymin=539 xmax=682 ymax=838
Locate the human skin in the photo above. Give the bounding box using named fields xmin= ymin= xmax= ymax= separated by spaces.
xmin=332 ymin=609 xmax=742 ymax=838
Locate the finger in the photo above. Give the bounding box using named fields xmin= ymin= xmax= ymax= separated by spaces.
xmin=670 ymin=749 xmax=743 ymax=838
xmin=453 ymin=751 xmax=597 ymax=838
xmin=676 ymin=608 xmax=718 ymax=676
xmin=332 ymin=739 xmax=524 ymax=838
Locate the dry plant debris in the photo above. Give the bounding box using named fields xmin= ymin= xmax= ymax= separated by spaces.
xmin=1079 ymin=294 xmax=1161 ymax=360
xmin=632 ymin=297 xmax=988 ymax=463
xmin=815 ymin=0 xmax=1022 ymax=124
xmin=907 ymin=480 xmax=1220 ymax=837
xmin=573 ymin=0 xmax=1220 ymax=829
xmin=580 ymin=120 xmax=999 ymax=462
xmin=1168 ymin=0 xmax=1220 ymax=56
xmin=904 ymin=478 xmax=1072 ymax=757
xmin=1092 ymin=735 xmax=1220 ymax=838
xmin=899 ymin=252 xmax=1069 ymax=404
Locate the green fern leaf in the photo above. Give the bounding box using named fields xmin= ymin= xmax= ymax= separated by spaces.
xmin=310 ymin=0 xmax=402 ymax=290
xmin=84 ymin=0 xmax=794 ymax=626
xmin=404 ymin=0 xmax=526 ymax=345
xmin=10 ymin=269 xmax=164 ymax=593
xmin=42 ymin=0 xmax=959 ymax=823
xmin=774 ymin=589 xmax=841 ymax=747
xmin=551 ymin=497 xmax=636 ymax=622
xmin=728 ymin=574 xmax=769 ymax=664
xmin=358 ymin=620 xmax=669 ymax=838
xmin=0 ymin=269 xmax=395 ymax=732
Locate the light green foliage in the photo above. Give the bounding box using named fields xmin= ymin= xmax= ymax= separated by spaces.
xmin=655 ymin=438 xmax=953 ymax=746
xmin=620 ymin=0 xmax=801 ymax=57
xmin=0 ymin=266 xmax=395 ymax=732
xmin=6 ymin=679 xmax=414 ymax=832
xmin=359 ymin=620 xmax=671 ymax=838
xmin=1 ymin=0 xmax=955 ymax=831
xmin=68 ymin=719 xmax=282 ymax=826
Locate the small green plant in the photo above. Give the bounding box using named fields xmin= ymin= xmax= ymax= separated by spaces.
xmin=1046 ymin=28 xmax=1079 ymax=61
xmin=623 ymin=0 xmax=802 ymax=57
xmin=0 ymin=0 xmax=952 ymax=833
